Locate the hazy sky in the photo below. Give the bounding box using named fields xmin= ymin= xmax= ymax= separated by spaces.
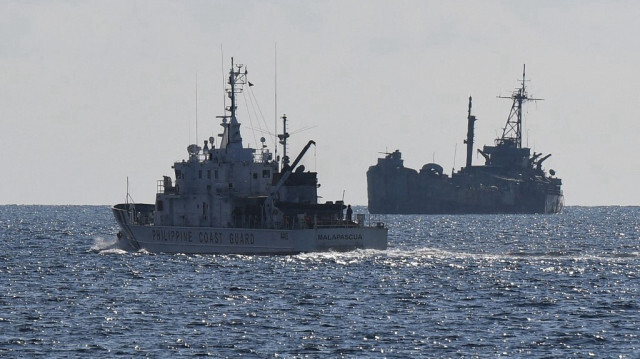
xmin=2 ymin=0 xmax=639 ymax=206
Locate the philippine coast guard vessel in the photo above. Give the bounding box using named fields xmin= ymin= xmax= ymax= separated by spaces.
xmin=113 ymin=58 xmax=388 ymax=254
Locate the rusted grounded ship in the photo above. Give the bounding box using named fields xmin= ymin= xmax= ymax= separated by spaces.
xmin=367 ymin=66 xmax=563 ymax=214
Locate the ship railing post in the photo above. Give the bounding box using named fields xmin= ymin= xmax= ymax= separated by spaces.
xmin=128 ymin=203 xmax=136 ymax=225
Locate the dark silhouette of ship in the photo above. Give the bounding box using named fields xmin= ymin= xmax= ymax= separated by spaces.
xmin=367 ymin=66 xmax=563 ymax=214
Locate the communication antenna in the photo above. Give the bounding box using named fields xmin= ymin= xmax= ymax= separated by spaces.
xmin=274 ymin=43 xmax=278 ymax=161
xmin=452 ymin=143 xmax=457 ymax=175
xmin=195 ymin=73 xmax=198 ymax=146
xmin=221 ymin=44 xmax=226 ymax=115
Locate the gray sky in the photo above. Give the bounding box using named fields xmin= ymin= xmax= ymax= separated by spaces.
xmin=1 ymin=0 xmax=639 ymax=206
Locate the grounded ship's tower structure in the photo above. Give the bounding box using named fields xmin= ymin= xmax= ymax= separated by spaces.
xmin=499 ymin=65 xmax=541 ymax=148
xmin=478 ymin=65 xmax=544 ymax=170
xmin=367 ymin=66 xmax=564 ymax=214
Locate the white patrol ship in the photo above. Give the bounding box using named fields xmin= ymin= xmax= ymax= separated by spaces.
xmin=112 ymin=58 xmax=388 ymax=254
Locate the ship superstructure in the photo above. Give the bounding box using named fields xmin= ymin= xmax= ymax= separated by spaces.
xmin=113 ymin=58 xmax=387 ymax=254
xmin=367 ymin=66 xmax=563 ymax=214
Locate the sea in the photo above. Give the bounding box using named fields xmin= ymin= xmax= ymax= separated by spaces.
xmin=0 ymin=205 xmax=638 ymax=358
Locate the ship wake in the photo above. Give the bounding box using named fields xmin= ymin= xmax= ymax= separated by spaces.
xmin=385 ymin=246 xmax=640 ymax=263
xmin=90 ymin=236 xmax=131 ymax=254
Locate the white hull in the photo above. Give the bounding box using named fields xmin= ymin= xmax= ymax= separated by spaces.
xmin=117 ymin=224 xmax=387 ymax=254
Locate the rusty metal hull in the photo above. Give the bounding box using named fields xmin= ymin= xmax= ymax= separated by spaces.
xmin=367 ymin=152 xmax=563 ymax=215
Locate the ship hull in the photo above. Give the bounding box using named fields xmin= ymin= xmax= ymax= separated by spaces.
xmin=113 ymin=207 xmax=387 ymax=254
xmin=368 ymin=192 xmax=564 ymax=214
xmin=367 ymin=165 xmax=564 ymax=215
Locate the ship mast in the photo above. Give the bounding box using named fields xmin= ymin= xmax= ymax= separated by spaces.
xmin=278 ymin=114 xmax=290 ymax=170
xmin=218 ymin=57 xmax=248 ymax=149
xmin=497 ymin=65 xmax=542 ymax=148
xmin=464 ymin=96 xmax=477 ymax=168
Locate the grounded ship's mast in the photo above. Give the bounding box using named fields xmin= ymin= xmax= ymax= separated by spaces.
xmin=497 ymin=65 xmax=542 ymax=148
xmin=465 ymin=96 xmax=477 ymax=168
